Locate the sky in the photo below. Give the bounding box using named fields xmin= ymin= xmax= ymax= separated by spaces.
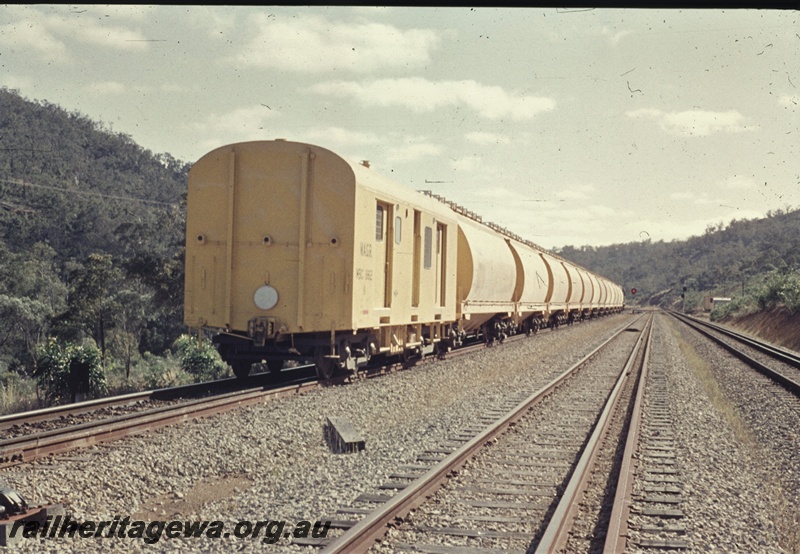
xmin=1 ymin=6 xmax=798 ymax=250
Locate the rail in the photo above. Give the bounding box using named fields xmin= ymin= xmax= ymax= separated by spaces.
xmin=0 ymin=378 xmax=319 ymax=468
xmin=0 ymin=370 xmax=305 ymax=432
xmin=604 ymin=312 xmax=654 ymax=552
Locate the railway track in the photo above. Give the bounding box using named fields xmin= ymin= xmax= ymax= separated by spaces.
xmin=0 ymin=318 xmax=610 ymax=470
xmin=667 ymin=310 xmax=800 ymax=395
xmin=603 ymin=314 xmax=689 ymax=552
xmin=0 ymin=369 xmax=309 ymax=436
xmin=304 ymin=313 xmax=652 ymax=552
xmin=0 ymin=368 xmax=320 ymax=467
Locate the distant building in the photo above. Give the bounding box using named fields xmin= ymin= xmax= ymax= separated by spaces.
xmin=702 ymin=296 xmax=732 ymax=311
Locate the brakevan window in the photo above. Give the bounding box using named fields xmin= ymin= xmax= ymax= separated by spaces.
xmin=424 ymin=226 xmax=432 ymax=269
xmin=395 ymin=216 xmax=402 ymax=244
xmin=376 ymin=205 xmax=384 ymax=241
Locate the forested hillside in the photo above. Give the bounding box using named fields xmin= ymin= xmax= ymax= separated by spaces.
xmin=0 ymin=88 xmax=209 ymax=410
xmin=557 ymin=208 xmax=800 ymax=311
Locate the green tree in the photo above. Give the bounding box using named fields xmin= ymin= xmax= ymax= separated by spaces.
xmin=0 ymin=242 xmax=67 ymax=373
xmin=107 ymin=281 xmax=154 ymax=380
xmin=56 ymin=253 xmax=122 ymax=360
xmin=123 ymin=250 xmax=185 ymax=355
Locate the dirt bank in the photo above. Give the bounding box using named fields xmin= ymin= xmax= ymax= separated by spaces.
xmin=723 ymin=307 xmax=800 ymax=353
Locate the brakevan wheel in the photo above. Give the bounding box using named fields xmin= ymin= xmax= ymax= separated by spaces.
xmin=314 ymin=348 xmax=338 ymax=380
xmin=231 ymin=361 xmax=251 ymax=378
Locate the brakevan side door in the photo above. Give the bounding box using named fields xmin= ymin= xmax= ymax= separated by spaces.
xmin=376 ymin=201 xmax=394 ymax=308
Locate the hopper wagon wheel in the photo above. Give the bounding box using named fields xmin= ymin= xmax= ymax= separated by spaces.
xmin=314 ymin=348 xmax=339 ymax=380
xmin=266 ymin=359 xmax=284 ymax=374
xmin=435 ymin=341 xmax=448 ymax=360
xmin=523 ymin=320 xmax=532 ymax=337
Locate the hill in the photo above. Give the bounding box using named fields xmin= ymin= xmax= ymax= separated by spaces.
xmin=556 ymin=208 xmax=800 ymax=312
xmin=0 ymin=87 xmax=189 ymax=384
xmin=0 ymin=87 xmax=187 ymax=261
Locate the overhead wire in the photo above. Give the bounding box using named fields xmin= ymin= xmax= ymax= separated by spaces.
xmin=0 ymin=178 xmax=184 ymax=209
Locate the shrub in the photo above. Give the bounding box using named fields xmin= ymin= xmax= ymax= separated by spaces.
xmin=172 ymin=334 xmax=228 ymax=380
xmin=137 ymin=352 xmax=193 ymax=389
xmin=33 ymin=339 xmax=106 ymax=403
xmin=710 ymin=269 xmax=800 ymax=320
xmin=767 ymin=271 xmax=800 ymax=313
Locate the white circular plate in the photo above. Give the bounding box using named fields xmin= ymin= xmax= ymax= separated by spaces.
xmin=253 ymin=285 xmax=279 ymax=310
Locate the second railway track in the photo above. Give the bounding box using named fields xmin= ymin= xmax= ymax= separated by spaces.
xmin=667 ymin=310 xmax=800 ymax=395
xmin=314 ymin=313 xmax=654 ymax=552
xmin=0 ymin=377 xmax=319 ymax=469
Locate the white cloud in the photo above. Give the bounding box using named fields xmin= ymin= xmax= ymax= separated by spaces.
xmin=468 ymin=186 xmax=515 ymax=200
xmin=556 ymin=184 xmax=596 ymax=200
xmin=627 ymin=108 xmax=753 ymax=136
xmin=0 ymin=7 xmax=150 ymax=63
xmin=0 ymin=19 xmax=70 ymax=62
xmin=304 ymin=126 xmax=381 ymax=146
xmin=479 ymin=200 xmax=629 ymax=249
xmin=237 ymin=14 xmax=440 ymax=73
xmin=0 ymin=75 xmax=33 ymax=90
xmin=600 ymin=26 xmax=632 ymax=45
xmin=449 ymin=156 xmax=482 ymax=172
xmin=187 ymin=7 xmax=238 ymax=36
xmin=46 ymin=17 xmax=150 ymax=51
xmin=310 ymin=77 xmax=556 ymax=120
xmin=79 ymin=5 xmax=158 ymax=21
xmin=84 ymin=81 xmax=126 ymax=95
xmin=386 ymin=142 xmax=443 ymax=163
xmin=719 ymin=175 xmax=756 ymax=190
xmin=667 ymin=191 xmax=714 ymax=205
xmin=196 ymin=105 xmax=277 ymax=135
xmin=546 ymin=25 xmax=631 ymax=47
xmin=465 ymin=132 xmax=510 ymax=145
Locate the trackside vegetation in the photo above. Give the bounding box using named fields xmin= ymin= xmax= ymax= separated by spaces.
xmin=710 ymin=269 xmax=800 ymax=321
xmin=0 ymin=88 xmax=230 ymax=413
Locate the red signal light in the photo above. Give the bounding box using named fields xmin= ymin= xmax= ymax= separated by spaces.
xmin=631 ymin=288 xmax=637 ymax=295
